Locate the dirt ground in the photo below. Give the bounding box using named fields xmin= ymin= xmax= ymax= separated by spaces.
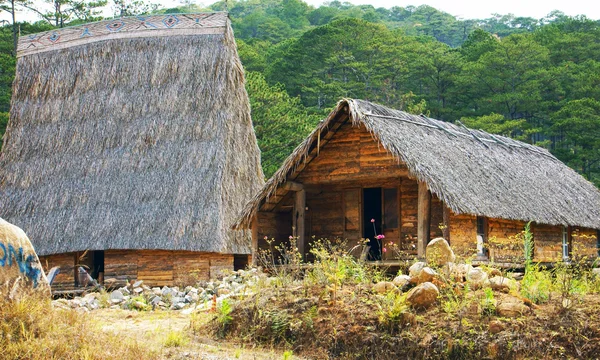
xmin=92 ymin=309 xmax=297 ymax=360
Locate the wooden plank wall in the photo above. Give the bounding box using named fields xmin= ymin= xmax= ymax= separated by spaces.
xmin=104 ymin=250 xmax=235 ymax=287
xmin=532 ymin=223 xmax=562 ymax=262
xmin=40 ymin=253 xmax=75 ymax=290
xmin=296 ymin=122 xmax=409 ymax=184
xmin=448 ymin=212 xmax=478 ymax=257
xmin=571 ymin=228 xmax=598 ymax=259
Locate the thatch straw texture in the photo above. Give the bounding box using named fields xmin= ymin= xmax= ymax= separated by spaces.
xmin=236 ymin=99 xmax=600 ymax=230
xmin=0 ymin=14 xmax=264 ymax=256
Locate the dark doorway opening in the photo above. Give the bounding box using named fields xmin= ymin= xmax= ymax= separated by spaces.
xmin=234 ymin=254 xmax=250 ymax=270
xmin=363 ymin=188 xmax=382 ymax=261
xmin=75 ymin=250 xmax=104 ymax=287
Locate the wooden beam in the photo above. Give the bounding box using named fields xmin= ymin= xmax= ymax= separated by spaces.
xmin=282 ymin=181 xmax=304 ymax=191
xmin=294 ymin=189 xmax=306 ymax=261
xmin=417 ymin=181 xmax=432 ymax=259
xmin=442 ymin=203 xmax=450 ymax=244
xmin=251 ymin=215 xmax=258 ymax=267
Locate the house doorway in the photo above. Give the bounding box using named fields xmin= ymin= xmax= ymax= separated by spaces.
xmin=363 ymin=188 xmax=382 ymax=260
xmin=75 ymin=250 xmax=104 ymax=286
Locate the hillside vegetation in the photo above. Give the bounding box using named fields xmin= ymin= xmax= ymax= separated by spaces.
xmin=0 ymin=0 xmax=598 ymax=184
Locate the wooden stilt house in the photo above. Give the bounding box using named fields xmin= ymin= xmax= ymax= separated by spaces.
xmin=235 ymin=99 xmax=600 ymax=265
xmin=0 ymin=13 xmax=264 ymax=289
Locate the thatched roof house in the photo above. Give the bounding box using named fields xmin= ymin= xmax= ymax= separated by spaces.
xmin=237 ymin=99 xmax=600 ymax=264
xmin=0 ymin=13 xmax=264 ymax=288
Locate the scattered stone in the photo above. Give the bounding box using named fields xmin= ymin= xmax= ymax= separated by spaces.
xmin=467 ymin=268 xmax=490 ymax=289
xmin=489 ymin=320 xmax=505 ymax=334
xmin=488 ymin=268 xmax=502 ymax=277
xmin=452 ymin=264 xmax=473 ymax=282
xmin=392 ymin=275 xmax=411 ymax=289
xmin=161 ymin=286 xmax=172 ymax=297
xmin=412 ymin=266 xmax=438 ymax=284
xmin=133 ymin=287 xmax=144 ymax=294
xmin=426 ymin=238 xmax=455 ymax=266
xmin=489 ymin=276 xmax=518 ymax=293
xmin=132 ymin=280 xmax=144 ymax=288
xmin=119 ymin=287 xmax=131 ymax=295
xmin=217 ymin=288 xmax=231 ymax=296
xmin=150 ymin=296 xmax=162 ymax=305
xmin=132 ymin=301 xmax=147 ymax=310
xmin=496 ymin=299 xmax=529 ymax=317
xmin=152 ymin=287 xmax=162 ymax=296
xmin=110 ymin=290 xmax=124 ymax=303
xmin=171 ymin=296 xmax=183 ymax=304
xmin=406 ymin=282 xmax=439 ymax=309
xmin=408 ymin=262 xmax=427 ymax=282
xmin=373 ymin=281 xmax=397 ymax=294
xmin=511 ymin=272 xmax=524 ymax=281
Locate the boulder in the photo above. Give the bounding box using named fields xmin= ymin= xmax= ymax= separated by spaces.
xmin=489 ymin=276 xmax=518 ymax=293
xmin=110 ymin=290 xmax=124 ymax=303
xmin=0 ymin=218 xmax=49 ymax=297
xmin=426 ymin=238 xmax=455 ymax=266
xmin=467 ymin=268 xmax=490 ymax=289
xmin=496 ymin=300 xmax=529 ymax=317
xmin=373 ymin=281 xmax=397 ymax=294
xmin=408 ymin=262 xmax=426 ymax=281
xmin=392 ymin=275 xmax=411 ymax=289
xmin=406 ymin=282 xmax=439 ymax=309
xmin=412 ymin=266 xmax=438 ymax=284
xmin=409 ymin=262 xmax=438 ymax=284
xmin=452 ymin=264 xmax=473 ymax=282
xmin=488 ymin=320 xmax=505 ymax=334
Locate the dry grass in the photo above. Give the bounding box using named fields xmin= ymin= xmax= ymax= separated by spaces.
xmin=0 ymin=291 xmax=155 ymax=359
xmin=196 ymin=240 xmax=600 ymax=359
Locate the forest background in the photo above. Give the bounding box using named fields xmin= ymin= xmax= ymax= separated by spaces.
xmin=0 ymin=0 xmax=598 ymax=186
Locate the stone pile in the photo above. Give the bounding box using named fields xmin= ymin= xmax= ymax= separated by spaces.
xmin=371 ymin=237 xmax=527 ymax=313
xmin=52 ymin=268 xmax=266 ymax=313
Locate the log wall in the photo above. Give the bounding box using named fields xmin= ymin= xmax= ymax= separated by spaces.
xmin=448 ymin=212 xmax=478 ymax=257
xmin=43 ymin=250 xmax=237 ymax=289
xmin=39 ymin=252 xmax=76 ymax=290
xmin=572 ymin=228 xmax=598 ymax=259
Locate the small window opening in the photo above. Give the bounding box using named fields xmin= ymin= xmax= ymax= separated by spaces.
xmin=476 ymin=216 xmax=488 ymax=257
xmin=562 ymin=226 xmax=570 ymax=261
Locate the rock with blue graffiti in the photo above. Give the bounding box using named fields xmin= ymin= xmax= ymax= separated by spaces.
xmin=0 ymin=217 xmax=50 ymax=298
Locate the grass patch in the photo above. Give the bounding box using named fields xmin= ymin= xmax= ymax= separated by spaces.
xmin=1 ymin=290 xmax=156 ymax=360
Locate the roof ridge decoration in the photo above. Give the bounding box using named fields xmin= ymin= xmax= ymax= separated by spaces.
xmin=17 ymin=12 xmax=228 ymax=57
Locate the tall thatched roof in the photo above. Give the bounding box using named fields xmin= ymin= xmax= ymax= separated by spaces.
xmin=236 ymin=99 xmax=600 ymax=230
xmin=0 ymin=13 xmax=264 ymax=256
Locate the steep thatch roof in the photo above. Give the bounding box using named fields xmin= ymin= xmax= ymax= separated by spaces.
xmin=236 ymin=99 xmax=600 ymax=230
xmin=0 ymin=13 xmax=264 ymax=256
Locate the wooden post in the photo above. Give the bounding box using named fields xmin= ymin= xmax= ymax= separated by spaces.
xmin=417 ymin=181 xmax=431 ymax=259
xmin=251 ymin=214 xmax=258 ymax=267
xmin=442 ymin=204 xmax=450 ymax=244
xmin=294 ymin=188 xmax=306 ymax=261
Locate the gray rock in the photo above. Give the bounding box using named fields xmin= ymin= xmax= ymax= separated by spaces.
xmin=161 ymin=286 xmax=172 ymax=297
xmin=150 ymin=296 xmax=162 ymax=305
xmin=132 ymin=301 xmax=146 ymax=310
xmin=184 ymin=295 xmax=193 ymax=303
xmin=171 ymin=302 xmax=186 ymax=310
xmin=171 ymin=296 xmax=183 ymax=304
xmin=133 ymin=287 xmax=144 ymax=294
xmin=467 ymin=268 xmax=490 ymax=290
xmin=110 ymin=290 xmax=124 ymax=302
xmin=119 ymin=287 xmax=131 ymax=295
xmin=152 ymin=287 xmax=162 ymax=295
xmin=392 ymin=275 xmax=411 ymax=289
xmin=133 ymin=280 xmax=144 ymax=288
